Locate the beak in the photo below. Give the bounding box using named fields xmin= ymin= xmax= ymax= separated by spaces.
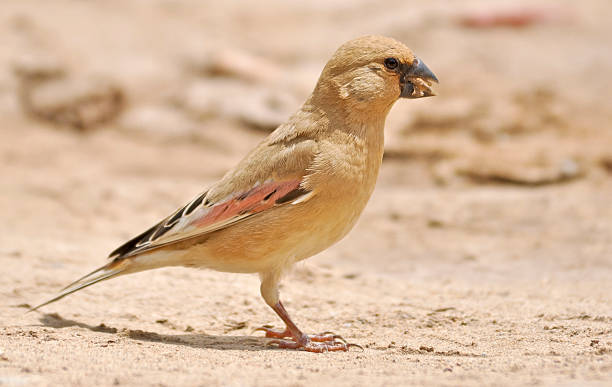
xmin=400 ymin=57 xmax=439 ymax=99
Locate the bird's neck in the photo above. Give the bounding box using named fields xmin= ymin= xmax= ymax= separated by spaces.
xmin=299 ymin=94 xmax=388 ymax=169
xmin=306 ymin=98 xmax=387 ymax=189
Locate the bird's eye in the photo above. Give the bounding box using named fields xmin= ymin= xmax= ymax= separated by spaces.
xmin=384 ymin=57 xmax=399 ymax=70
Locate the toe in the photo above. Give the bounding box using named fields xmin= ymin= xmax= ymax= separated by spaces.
xmin=253 ymin=325 xmax=292 ymax=339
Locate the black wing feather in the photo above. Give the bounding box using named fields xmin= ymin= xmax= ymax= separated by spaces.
xmin=108 ymin=191 xmax=208 ymax=259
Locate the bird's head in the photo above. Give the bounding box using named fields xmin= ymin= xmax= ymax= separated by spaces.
xmin=313 ymin=35 xmax=438 ymax=115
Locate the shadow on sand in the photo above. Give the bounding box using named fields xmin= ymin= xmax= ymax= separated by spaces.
xmin=36 ymin=312 xmax=273 ymax=351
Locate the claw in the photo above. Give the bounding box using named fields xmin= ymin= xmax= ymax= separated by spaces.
xmin=347 ymin=342 xmax=364 ymax=351
xmin=332 ymin=335 xmax=347 ymax=344
xmin=251 ymin=324 xmax=273 ymax=335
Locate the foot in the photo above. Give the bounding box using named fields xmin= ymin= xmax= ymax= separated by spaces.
xmin=255 ymin=325 xmax=362 ymax=352
xmin=267 ymin=335 xmax=361 ymax=353
xmin=254 ymin=325 xmax=347 ymax=342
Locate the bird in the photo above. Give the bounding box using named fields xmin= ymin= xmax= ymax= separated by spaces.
xmin=30 ymin=35 xmax=438 ymax=352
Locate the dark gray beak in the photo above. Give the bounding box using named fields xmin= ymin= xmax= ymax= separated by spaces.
xmin=400 ymin=57 xmax=438 ymax=99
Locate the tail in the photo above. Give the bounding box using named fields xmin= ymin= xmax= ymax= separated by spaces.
xmin=28 ymin=259 xmax=131 ymax=313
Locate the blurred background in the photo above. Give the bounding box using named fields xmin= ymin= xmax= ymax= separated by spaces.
xmin=1 ymin=0 xmax=611 ymax=385
xmin=2 ymin=0 xmax=611 ymax=277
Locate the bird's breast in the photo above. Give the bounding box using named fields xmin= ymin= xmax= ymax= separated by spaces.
xmin=294 ymin=129 xmax=385 ymax=258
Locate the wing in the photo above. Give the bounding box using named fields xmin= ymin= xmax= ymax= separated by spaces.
xmin=109 ymin=179 xmax=312 ymax=259
xmin=110 ymin=109 xmax=323 ymax=260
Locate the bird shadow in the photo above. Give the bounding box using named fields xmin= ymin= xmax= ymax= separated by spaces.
xmin=36 ymin=312 xmax=274 ymax=351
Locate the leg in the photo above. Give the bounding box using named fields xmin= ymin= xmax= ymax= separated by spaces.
xmin=253 ymin=271 xmax=293 ymax=338
xmin=254 ymin=272 xmax=360 ymax=352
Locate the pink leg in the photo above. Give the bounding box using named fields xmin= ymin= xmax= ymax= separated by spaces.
xmin=254 ymin=301 xmax=362 ymax=353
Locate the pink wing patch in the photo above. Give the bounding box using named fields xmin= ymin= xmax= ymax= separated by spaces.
xmin=192 ymin=180 xmax=302 ymax=228
xmin=109 ymin=179 xmax=308 ymax=259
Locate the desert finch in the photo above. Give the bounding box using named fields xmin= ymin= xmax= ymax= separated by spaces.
xmin=32 ymin=35 xmax=438 ymax=352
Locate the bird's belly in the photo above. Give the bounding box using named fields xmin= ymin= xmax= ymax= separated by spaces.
xmin=291 ymin=199 xmax=366 ymax=262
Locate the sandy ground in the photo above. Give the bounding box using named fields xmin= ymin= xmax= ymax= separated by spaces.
xmin=1 ymin=0 xmax=611 ymax=386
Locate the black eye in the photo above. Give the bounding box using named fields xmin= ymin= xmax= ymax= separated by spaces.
xmin=384 ymin=57 xmax=399 ymax=70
